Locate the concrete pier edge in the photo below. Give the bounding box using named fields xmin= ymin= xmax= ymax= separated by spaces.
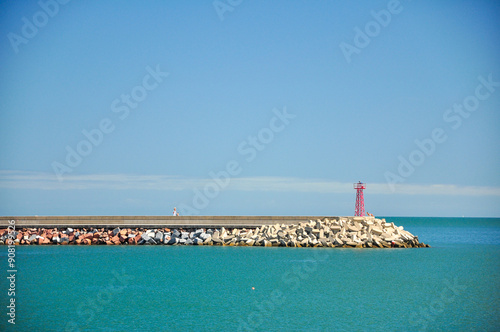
xmin=0 ymin=216 xmax=336 ymax=228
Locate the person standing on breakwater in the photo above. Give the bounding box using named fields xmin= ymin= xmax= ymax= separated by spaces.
xmin=173 ymin=207 xmax=179 ymax=216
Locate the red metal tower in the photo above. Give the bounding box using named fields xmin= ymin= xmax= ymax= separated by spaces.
xmin=353 ymin=181 xmax=366 ymax=216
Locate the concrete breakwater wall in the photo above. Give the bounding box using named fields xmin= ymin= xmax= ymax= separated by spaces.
xmin=0 ymin=216 xmax=429 ymax=248
xmin=0 ymin=215 xmax=331 ymax=228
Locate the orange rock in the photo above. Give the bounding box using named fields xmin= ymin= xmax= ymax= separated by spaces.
xmin=106 ymin=240 xmax=113 ymax=245
xmin=91 ymin=238 xmax=98 ymax=244
xmin=75 ymin=239 xmax=82 ymax=245
xmin=120 ymin=229 xmax=127 ymax=236
xmin=93 ymin=232 xmax=101 ymax=239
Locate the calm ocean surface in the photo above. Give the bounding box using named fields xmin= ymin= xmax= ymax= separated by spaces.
xmin=1 ymin=217 xmax=499 ymax=331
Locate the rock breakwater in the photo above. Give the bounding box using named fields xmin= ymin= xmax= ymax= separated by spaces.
xmin=0 ymin=217 xmax=429 ymax=248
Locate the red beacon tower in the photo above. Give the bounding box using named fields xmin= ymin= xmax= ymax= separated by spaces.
xmin=353 ymin=181 xmax=366 ymax=217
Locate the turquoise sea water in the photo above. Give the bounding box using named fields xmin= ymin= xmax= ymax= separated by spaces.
xmin=1 ymin=217 xmax=499 ymax=331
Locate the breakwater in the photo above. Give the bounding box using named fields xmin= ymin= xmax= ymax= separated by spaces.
xmin=0 ymin=216 xmax=428 ymax=248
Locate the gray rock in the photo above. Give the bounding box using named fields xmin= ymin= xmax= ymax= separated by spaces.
xmin=172 ymin=229 xmax=181 ymax=238
xmin=155 ymin=231 xmax=164 ymax=243
xmin=141 ymin=234 xmax=151 ymax=242
xmin=74 ymin=232 xmax=81 ymax=238
xmin=185 ymin=239 xmax=193 ymax=245
xmin=193 ymin=238 xmax=203 ymax=245
xmin=112 ymin=227 xmax=120 ymax=236
xmin=199 ymin=232 xmax=210 ymax=240
xmin=52 ymin=236 xmax=60 ymax=244
xmin=181 ymin=232 xmax=189 ymax=240
xmin=167 ymin=237 xmax=177 ymax=245
xmin=67 ymin=228 xmax=74 ymax=233
xmin=28 ymin=234 xmax=37 ymax=242
xmin=178 ymin=238 xmax=186 ymax=244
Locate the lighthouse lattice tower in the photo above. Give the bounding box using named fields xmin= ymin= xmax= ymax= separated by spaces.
xmin=353 ymin=181 xmax=366 ymax=217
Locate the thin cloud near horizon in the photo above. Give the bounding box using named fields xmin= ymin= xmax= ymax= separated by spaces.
xmin=1 ymin=170 xmax=499 ymax=197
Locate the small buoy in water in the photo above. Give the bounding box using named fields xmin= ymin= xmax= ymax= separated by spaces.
xmin=251 ymin=287 xmax=255 ymax=290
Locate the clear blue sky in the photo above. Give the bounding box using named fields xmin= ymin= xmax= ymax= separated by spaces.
xmin=1 ymin=0 xmax=499 ymax=217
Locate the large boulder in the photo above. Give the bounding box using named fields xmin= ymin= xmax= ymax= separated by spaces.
xmin=155 ymin=231 xmax=164 ymax=243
